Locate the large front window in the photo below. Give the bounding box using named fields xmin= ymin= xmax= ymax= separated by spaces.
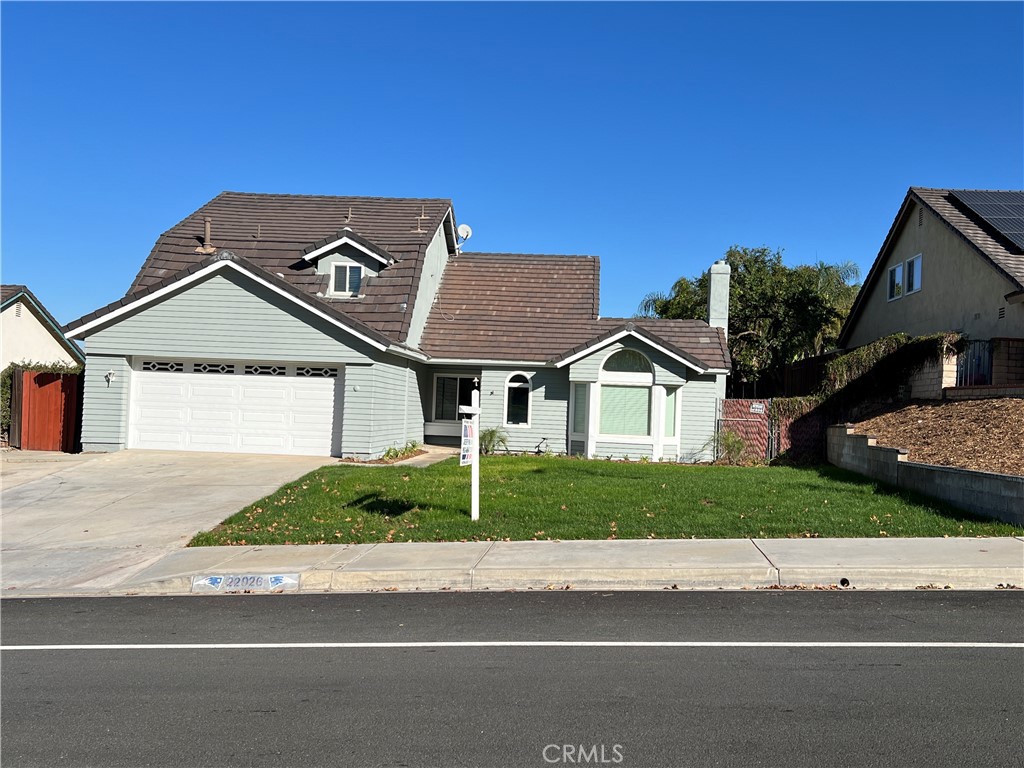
xmin=434 ymin=376 xmax=478 ymax=421
xmin=600 ymin=385 xmax=651 ymax=436
xmin=599 ymin=349 xmax=654 ymax=437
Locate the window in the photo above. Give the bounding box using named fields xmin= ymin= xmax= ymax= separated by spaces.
xmin=572 ymin=383 xmax=588 ymax=434
xmin=600 ymin=386 xmax=651 ymax=436
xmin=598 ymin=349 xmax=654 ymax=437
xmin=331 ymin=262 xmax=363 ymax=297
xmin=505 ymin=373 xmax=531 ymax=426
xmin=905 ymin=254 xmax=922 ymax=294
xmin=664 ymin=388 xmax=677 ymax=437
xmin=434 ymin=376 xmax=478 ymax=421
xmin=887 ymin=263 xmax=904 ymax=301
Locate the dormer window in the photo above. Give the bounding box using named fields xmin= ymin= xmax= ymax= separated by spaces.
xmin=331 ymin=262 xmax=363 ymax=297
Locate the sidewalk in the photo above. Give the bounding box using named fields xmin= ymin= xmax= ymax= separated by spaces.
xmin=6 ymin=536 xmax=1022 ymax=598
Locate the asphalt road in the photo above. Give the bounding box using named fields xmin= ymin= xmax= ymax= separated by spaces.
xmin=2 ymin=592 xmax=1022 ymax=768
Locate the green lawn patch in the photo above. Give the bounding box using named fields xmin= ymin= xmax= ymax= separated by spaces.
xmin=188 ymin=456 xmax=1020 ymax=546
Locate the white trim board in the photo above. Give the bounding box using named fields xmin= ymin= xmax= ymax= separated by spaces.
xmin=65 ymin=260 xmax=389 ymax=353
xmin=302 ymin=234 xmax=392 ymax=266
xmin=554 ymin=329 xmax=708 ymax=374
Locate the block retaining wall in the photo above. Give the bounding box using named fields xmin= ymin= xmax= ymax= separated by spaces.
xmin=826 ymin=424 xmax=1023 ymax=527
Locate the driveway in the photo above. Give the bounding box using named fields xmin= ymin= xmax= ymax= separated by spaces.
xmin=1 ymin=450 xmax=333 ymax=595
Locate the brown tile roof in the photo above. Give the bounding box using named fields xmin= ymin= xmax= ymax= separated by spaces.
xmin=1 ymin=284 xmax=28 ymax=304
xmin=420 ymin=253 xmax=730 ymax=369
xmin=64 ymin=252 xmax=396 ymax=351
xmin=125 ymin=192 xmax=453 ymax=343
xmin=838 ymin=187 xmax=1024 ymax=347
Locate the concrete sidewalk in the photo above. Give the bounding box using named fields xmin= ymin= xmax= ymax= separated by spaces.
xmin=6 ymin=536 xmax=1021 ymax=597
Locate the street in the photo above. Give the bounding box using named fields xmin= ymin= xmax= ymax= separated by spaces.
xmin=2 ymin=591 xmax=1022 ymax=768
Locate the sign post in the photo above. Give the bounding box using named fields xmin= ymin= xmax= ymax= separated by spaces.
xmin=459 ymin=388 xmax=481 ymax=522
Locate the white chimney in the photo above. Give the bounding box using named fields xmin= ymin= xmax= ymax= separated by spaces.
xmin=707 ymin=259 xmax=731 ymax=338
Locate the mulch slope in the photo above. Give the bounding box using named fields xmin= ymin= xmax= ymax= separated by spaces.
xmin=851 ymin=398 xmax=1024 ymax=476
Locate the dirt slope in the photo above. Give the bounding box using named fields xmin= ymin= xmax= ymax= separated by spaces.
xmin=851 ymin=398 xmax=1024 ymax=476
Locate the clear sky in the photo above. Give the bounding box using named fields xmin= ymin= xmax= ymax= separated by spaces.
xmin=2 ymin=1 xmax=1022 ymax=327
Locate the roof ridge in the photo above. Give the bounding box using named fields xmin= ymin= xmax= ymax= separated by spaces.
xmin=219 ymin=191 xmax=454 ymax=203
xmin=457 ymin=252 xmax=600 ymax=259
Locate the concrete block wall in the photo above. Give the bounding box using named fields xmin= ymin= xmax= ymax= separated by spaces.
xmin=907 ymin=355 xmax=957 ymax=399
xmin=992 ymin=338 xmax=1024 ymax=386
xmin=826 ymin=424 xmax=1024 ymax=526
xmin=943 ymin=386 xmax=1024 ymax=401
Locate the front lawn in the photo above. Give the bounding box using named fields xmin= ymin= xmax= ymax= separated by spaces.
xmin=188 ymin=457 xmax=1019 ymax=546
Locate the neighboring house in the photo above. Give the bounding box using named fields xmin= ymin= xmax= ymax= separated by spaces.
xmin=63 ymin=193 xmax=730 ymax=460
xmin=1 ymin=285 xmax=85 ymax=371
xmin=838 ymin=188 xmax=1024 ymax=388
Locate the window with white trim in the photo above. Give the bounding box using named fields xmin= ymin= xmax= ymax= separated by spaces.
xmin=598 ymin=349 xmax=654 ymax=437
xmin=571 ymin=383 xmax=588 ymax=435
xmin=330 ymin=262 xmax=363 ymax=297
xmin=505 ymin=373 xmax=531 ymax=426
xmin=905 ymin=254 xmax=922 ymax=294
xmin=887 ymin=263 xmax=904 ymax=301
xmin=433 ymin=375 xmax=479 ymax=422
xmin=664 ymin=387 xmax=677 ymax=437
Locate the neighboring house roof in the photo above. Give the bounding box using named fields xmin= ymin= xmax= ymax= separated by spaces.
xmin=838 ymin=187 xmax=1024 ymax=348
xmin=63 ymin=253 xmax=402 ymax=355
xmin=420 ymin=253 xmax=730 ymax=370
xmin=1 ymin=284 xmax=86 ymax=364
xmin=125 ymin=192 xmax=455 ymax=343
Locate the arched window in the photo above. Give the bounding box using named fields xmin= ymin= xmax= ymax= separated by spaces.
xmin=602 ymin=349 xmax=653 ymax=374
xmin=599 ymin=349 xmax=653 ymax=436
xmin=505 ymin=373 xmax=531 ymax=426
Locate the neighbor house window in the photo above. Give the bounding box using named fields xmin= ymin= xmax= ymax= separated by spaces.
xmin=905 ymin=254 xmax=922 ymax=294
xmin=434 ymin=375 xmax=478 ymax=421
xmin=331 ymin=262 xmax=363 ymax=297
xmin=598 ymin=349 xmax=654 ymax=437
xmin=887 ymin=263 xmax=904 ymax=300
xmin=505 ymin=373 xmax=531 ymax=426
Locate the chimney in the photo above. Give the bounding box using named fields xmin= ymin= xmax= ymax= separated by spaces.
xmin=707 ymin=259 xmax=731 ymax=338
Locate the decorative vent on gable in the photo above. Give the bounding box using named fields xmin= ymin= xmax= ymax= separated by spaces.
xmin=998 ymin=307 xmax=1006 ymax=320
xmin=142 ymin=361 xmax=184 ymax=372
xmin=296 ymin=366 xmax=339 ymax=378
xmin=244 ymin=364 xmax=285 ymax=376
xmin=14 ymin=301 xmax=22 ymax=318
xmin=918 ymin=206 xmax=923 ymax=227
xmin=195 ymin=362 xmax=236 ymax=374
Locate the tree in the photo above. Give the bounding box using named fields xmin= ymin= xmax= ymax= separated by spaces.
xmin=638 ymin=246 xmax=860 ymax=392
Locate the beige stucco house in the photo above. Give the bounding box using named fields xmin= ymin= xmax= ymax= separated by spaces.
xmin=838 ymin=188 xmax=1024 ymax=390
xmin=1 ymin=285 xmax=85 ymax=371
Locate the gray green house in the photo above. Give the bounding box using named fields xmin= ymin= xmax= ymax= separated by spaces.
xmin=64 ymin=193 xmax=731 ymax=461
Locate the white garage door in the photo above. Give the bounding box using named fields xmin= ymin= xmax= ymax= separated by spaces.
xmin=128 ymin=361 xmax=342 ymax=456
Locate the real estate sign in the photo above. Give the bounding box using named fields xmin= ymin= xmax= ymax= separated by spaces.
xmin=460 ymin=419 xmax=475 ymax=467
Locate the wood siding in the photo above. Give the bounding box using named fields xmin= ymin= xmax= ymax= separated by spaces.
xmin=479 ymin=367 xmax=570 ymax=454
xmin=84 ymin=272 xmax=381 ymax=363
xmin=80 ymin=354 xmax=131 ymax=450
xmin=678 ymin=374 xmax=721 ymax=462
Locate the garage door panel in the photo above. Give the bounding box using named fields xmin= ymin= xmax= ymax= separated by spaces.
xmin=130 ymin=368 xmax=339 ymax=457
xmin=189 ymin=408 xmax=238 ymax=427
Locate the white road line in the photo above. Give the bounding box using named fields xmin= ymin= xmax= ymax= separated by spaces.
xmin=1 ymin=641 xmax=1022 ymax=651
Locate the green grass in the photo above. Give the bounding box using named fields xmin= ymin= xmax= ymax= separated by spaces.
xmin=189 ymin=456 xmax=1020 ymax=546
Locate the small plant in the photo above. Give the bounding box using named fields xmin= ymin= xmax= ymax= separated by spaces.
xmin=712 ymin=430 xmax=746 ymax=465
xmin=638 ymin=455 xmax=651 ymax=464
xmin=380 ymin=441 xmax=421 ymax=462
xmin=480 ymin=427 xmax=509 ymax=455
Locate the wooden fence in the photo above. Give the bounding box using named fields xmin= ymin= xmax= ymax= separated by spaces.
xmin=9 ymin=369 xmax=81 ymax=452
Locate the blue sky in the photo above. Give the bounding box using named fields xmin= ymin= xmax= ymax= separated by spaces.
xmin=2 ymin=1 xmax=1022 ymax=327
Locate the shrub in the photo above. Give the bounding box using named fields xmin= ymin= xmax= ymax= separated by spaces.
xmin=714 ymin=430 xmax=746 ymax=465
xmin=480 ymin=426 xmax=509 ymax=455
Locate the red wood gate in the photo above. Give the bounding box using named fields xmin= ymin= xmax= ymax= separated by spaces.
xmin=9 ymin=369 xmax=81 ymax=452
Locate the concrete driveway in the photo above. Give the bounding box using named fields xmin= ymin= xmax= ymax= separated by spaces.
xmin=1 ymin=450 xmax=333 ymax=595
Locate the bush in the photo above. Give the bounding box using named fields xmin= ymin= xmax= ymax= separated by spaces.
xmin=714 ymin=430 xmax=746 ymax=465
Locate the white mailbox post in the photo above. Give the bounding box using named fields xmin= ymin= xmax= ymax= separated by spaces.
xmin=459 ymin=388 xmax=481 ymax=522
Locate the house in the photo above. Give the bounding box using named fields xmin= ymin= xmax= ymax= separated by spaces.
xmin=838 ymin=187 xmax=1024 ymax=390
xmin=63 ymin=193 xmax=730 ymax=460
xmin=1 ymin=285 xmax=85 ymax=371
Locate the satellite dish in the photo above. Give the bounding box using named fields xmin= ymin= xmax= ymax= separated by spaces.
xmin=457 ymin=223 xmax=473 ymax=241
